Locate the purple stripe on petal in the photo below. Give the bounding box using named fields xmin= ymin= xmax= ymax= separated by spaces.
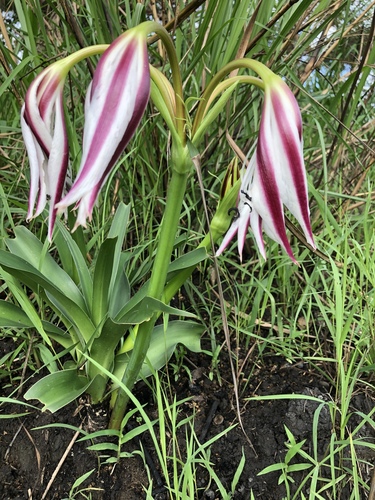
xmin=23 ymin=74 xmax=53 ymax=157
xmin=256 ymin=97 xmax=295 ymax=258
xmin=249 ymin=210 xmax=266 ymax=260
xmin=47 ymin=93 xmax=69 ymax=240
xmin=271 ymin=89 xmax=315 ymax=246
xmin=38 ymin=73 xmax=60 ymax=122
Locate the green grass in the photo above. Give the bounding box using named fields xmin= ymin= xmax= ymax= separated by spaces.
xmin=1 ymin=0 xmax=375 ymax=498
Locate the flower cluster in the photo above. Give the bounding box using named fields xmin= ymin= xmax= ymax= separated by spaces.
xmin=21 ymin=25 xmax=314 ymax=261
xmin=21 ymin=29 xmax=149 ymax=239
xmin=216 ymin=75 xmax=315 ymax=263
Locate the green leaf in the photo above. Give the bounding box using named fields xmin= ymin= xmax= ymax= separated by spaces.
xmin=43 ymin=328 xmax=73 ymax=350
xmin=35 ymin=343 xmax=58 ymax=373
xmin=231 ymin=448 xmax=246 ymax=493
xmin=192 ymin=82 xmax=239 ymax=145
xmin=87 ymin=317 xmax=129 ymax=397
xmin=288 ymin=464 xmax=312 ymax=473
xmin=150 ymin=75 xmax=180 ymax=145
xmin=167 ymin=247 xmax=208 ymax=276
xmin=0 ymin=55 xmax=35 ymax=95
xmin=55 ymin=221 xmax=93 ymax=308
xmin=71 ymin=469 xmax=95 ymax=491
xmin=92 ymin=237 xmax=117 ymax=326
xmin=0 ymin=299 xmax=36 ymax=328
xmin=86 ymin=443 xmax=119 ymax=452
xmin=78 ymin=429 xmax=120 ymax=441
xmin=285 ymin=440 xmax=306 ymax=464
xmin=107 ymin=202 xmax=130 ymax=253
xmin=107 ymin=203 xmax=131 ymax=316
xmin=5 ymin=226 xmax=86 ymax=310
xmin=108 ymin=253 xmax=131 ymax=318
xmin=0 ymin=272 xmax=51 ymax=345
xmin=0 ymin=299 xmax=72 ymax=347
xmin=0 ymin=251 xmax=95 ymax=344
xmin=258 ymin=463 xmax=285 ymax=475
xmin=113 ymin=281 xmax=149 ymax=322
xmin=116 ymin=296 xmax=197 ymax=325
xmin=0 ymin=397 xmax=39 ymax=416
xmin=113 ymin=320 xmax=203 ymax=381
xmin=24 ymin=369 xmax=92 ymax=413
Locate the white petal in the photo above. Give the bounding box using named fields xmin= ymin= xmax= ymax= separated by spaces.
xmin=215 ymin=219 xmax=240 ymax=256
xmin=249 ymin=209 xmax=266 ymax=260
xmin=21 ymin=107 xmax=47 ymax=218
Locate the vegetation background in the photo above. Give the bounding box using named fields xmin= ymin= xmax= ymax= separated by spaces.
xmin=0 ymin=0 xmax=375 ymax=498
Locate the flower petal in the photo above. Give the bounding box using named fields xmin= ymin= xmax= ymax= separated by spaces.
xmin=21 ymin=104 xmax=47 ymax=219
xmin=270 ymin=83 xmax=315 ymax=247
xmin=237 ymin=206 xmax=251 ymax=261
xmin=249 ymin=209 xmax=266 ymax=260
xmin=215 ymin=217 xmax=240 ymax=256
xmin=253 ymin=91 xmax=296 ymax=260
xmin=21 ymin=64 xmax=69 ymax=239
xmin=45 ymin=91 xmax=69 ymax=240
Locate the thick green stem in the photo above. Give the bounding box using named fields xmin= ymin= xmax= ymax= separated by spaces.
xmin=162 ymin=180 xmax=240 ymax=305
xmin=109 ymin=173 xmax=239 ymax=427
xmin=109 ymin=169 xmax=188 ymax=429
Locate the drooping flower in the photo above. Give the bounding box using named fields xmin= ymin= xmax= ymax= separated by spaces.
xmin=55 ymin=28 xmax=150 ymax=229
xmin=21 ymin=63 xmax=69 ymax=240
xmin=216 ymin=75 xmax=315 ymax=264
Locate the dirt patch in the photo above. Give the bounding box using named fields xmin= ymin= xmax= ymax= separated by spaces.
xmin=0 ymin=351 xmax=374 ymax=499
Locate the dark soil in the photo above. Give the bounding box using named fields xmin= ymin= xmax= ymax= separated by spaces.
xmin=1 ymin=347 xmax=374 ymax=500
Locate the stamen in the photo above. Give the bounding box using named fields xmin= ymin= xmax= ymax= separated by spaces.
xmin=240 ymin=190 xmax=252 ymax=202
xmin=228 ymin=207 xmax=240 ymax=221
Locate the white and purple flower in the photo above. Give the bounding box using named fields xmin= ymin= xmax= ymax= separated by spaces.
xmin=217 ymin=75 xmax=315 ymax=263
xmin=21 ymin=63 xmax=69 ymax=240
xmin=21 ymin=28 xmax=150 ymax=238
xmin=56 ymin=29 xmax=150 ymax=229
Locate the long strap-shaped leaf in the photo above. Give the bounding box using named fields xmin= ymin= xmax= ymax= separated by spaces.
xmin=6 ymin=226 xmax=86 ymax=309
xmin=0 ymin=251 xmax=96 ymax=345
